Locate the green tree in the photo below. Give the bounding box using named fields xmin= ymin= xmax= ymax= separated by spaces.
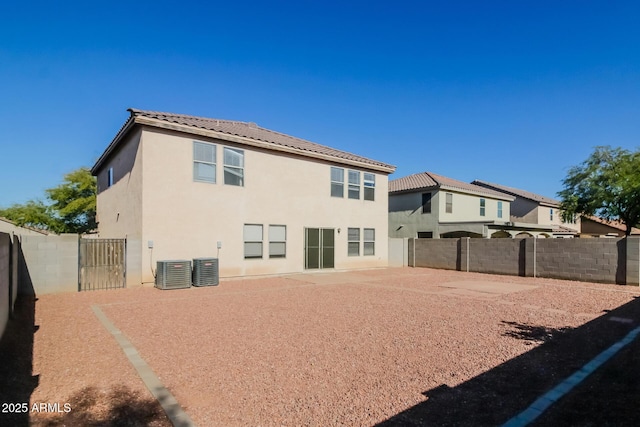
xmin=558 ymin=146 xmax=640 ymax=236
xmin=0 ymin=167 xmax=96 ymax=234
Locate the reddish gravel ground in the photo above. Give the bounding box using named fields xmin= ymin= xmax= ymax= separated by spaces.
xmin=2 ymin=267 xmax=640 ymax=426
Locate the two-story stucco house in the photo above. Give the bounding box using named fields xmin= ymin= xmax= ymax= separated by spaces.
xmin=91 ymin=109 xmax=395 ymax=286
xmin=471 ymin=180 xmax=580 ymax=238
xmin=389 ymin=171 xmax=555 ymax=239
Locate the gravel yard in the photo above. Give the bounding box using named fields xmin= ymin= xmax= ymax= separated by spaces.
xmin=5 ymin=267 xmax=640 ymax=426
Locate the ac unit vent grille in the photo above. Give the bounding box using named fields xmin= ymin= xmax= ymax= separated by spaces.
xmin=193 ymin=257 xmax=219 ymax=286
xmin=156 ymin=260 xmax=192 ymax=289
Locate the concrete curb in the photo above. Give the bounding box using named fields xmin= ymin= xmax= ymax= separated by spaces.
xmin=502 ymin=324 xmax=640 ymax=427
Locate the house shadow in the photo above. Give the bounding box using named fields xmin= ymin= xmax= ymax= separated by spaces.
xmin=376 ymin=296 xmax=640 ymax=427
xmin=0 ymin=241 xmax=38 ymax=427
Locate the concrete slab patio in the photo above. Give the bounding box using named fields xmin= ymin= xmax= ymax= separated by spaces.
xmin=7 ymin=267 xmax=640 ymax=426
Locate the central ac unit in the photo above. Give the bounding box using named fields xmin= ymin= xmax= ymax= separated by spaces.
xmin=156 ymin=260 xmax=192 ymax=290
xmin=192 ymin=257 xmax=219 ymax=286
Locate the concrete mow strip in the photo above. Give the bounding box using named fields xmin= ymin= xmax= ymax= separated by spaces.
xmin=92 ymin=305 xmax=197 ymax=427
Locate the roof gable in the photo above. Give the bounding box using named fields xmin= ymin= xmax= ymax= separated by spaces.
xmin=471 ymin=180 xmax=559 ymax=207
xmin=92 ymin=109 xmax=395 ymax=174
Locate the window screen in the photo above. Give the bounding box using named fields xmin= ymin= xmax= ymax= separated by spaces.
xmin=269 ymin=225 xmax=286 ymax=258
xmin=363 ymin=228 xmax=375 ymax=256
xmin=364 ymin=173 xmax=375 ymax=201
xmin=224 ymin=147 xmax=244 ymax=186
xmin=331 ymin=167 xmax=344 ymax=197
xmin=194 ymin=142 xmax=216 ymax=183
xmin=348 ymin=227 xmax=360 ymax=256
xmin=244 ymin=224 xmax=262 ymax=258
xmin=348 ymin=170 xmax=360 ymax=199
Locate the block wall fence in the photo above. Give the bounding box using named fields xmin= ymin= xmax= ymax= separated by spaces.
xmin=409 ymin=236 xmax=640 ymax=285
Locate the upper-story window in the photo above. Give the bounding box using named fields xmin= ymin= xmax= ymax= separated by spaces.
xmin=497 ymin=201 xmax=503 ymax=218
xmin=193 ymin=141 xmax=217 ymax=183
xmin=108 ymin=167 xmax=114 ymax=188
xmin=331 ymin=167 xmax=344 ymax=197
xmin=224 ymin=147 xmax=244 ymax=186
xmin=364 ymin=173 xmax=375 ymax=201
xmin=550 ymin=208 xmax=554 ymax=221
xmin=348 ymin=170 xmax=360 ymax=199
xmin=480 ymin=198 xmax=486 ymax=216
xmin=445 ymin=193 xmax=453 ymax=213
xmin=422 ymin=193 xmax=432 ymax=214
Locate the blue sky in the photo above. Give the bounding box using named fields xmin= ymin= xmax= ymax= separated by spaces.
xmin=1 ymin=1 xmax=638 ymax=207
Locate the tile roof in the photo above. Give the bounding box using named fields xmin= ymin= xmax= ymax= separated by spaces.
xmin=93 ymin=109 xmax=395 ymax=173
xmin=390 ymin=171 xmax=514 ymax=200
xmin=551 ymin=225 xmax=579 ymax=234
xmin=582 ymin=215 xmax=640 ymax=235
xmin=471 ymin=180 xmax=560 ymax=207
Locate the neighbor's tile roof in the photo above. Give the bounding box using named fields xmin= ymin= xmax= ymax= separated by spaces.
xmin=93 ymin=108 xmax=395 ymax=173
xmin=551 ymin=225 xmax=579 ymax=234
xmin=390 ymin=171 xmax=513 ymax=200
xmin=583 ymin=215 xmax=640 ymax=235
xmin=471 ymin=180 xmax=560 ymax=207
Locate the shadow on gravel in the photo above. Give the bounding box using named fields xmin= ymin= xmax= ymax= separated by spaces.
xmin=0 ymin=293 xmax=38 ymax=427
xmin=500 ymin=321 xmax=571 ymax=344
xmin=376 ymin=296 xmax=640 ymax=427
xmin=33 ymin=385 xmax=171 ymax=427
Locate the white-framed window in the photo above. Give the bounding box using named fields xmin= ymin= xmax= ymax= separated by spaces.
xmin=364 ymin=173 xmax=375 ymax=201
xmin=445 ymin=193 xmax=453 ymax=213
xmin=348 ymin=227 xmax=360 ymax=256
xmin=108 ymin=167 xmax=114 ymax=187
xmin=269 ymin=225 xmax=286 ymax=258
xmin=244 ymin=224 xmax=263 ymax=259
xmin=480 ymin=198 xmax=486 ymax=216
xmin=364 ymin=228 xmax=375 ymax=256
xmin=331 ymin=167 xmax=344 ymax=197
xmin=193 ymin=141 xmax=216 ymax=183
xmin=497 ymin=201 xmax=503 ymax=218
xmin=348 ymin=170 xmax=360 ymax=199
xmin=224 ymin=147 xmax=244 ymax=186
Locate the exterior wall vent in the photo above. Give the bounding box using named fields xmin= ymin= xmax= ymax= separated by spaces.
xmin=192 ymin=258 xmax=219 ymax=286
xmin=156 ymin=260 xmax=192 ymax=290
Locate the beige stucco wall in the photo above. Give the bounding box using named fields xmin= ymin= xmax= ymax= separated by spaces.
xmin=96 ymin=127 xmax=390 ymax=284
xmin=94 ymin=128 xmax=144 ymax=286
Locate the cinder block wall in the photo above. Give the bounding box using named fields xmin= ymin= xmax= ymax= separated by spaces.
xmin=410 ymin=238 xmax=459 ymax=270
xmin=468 ymin=239 xmax=525 ymax=276
xmin=19 ymin=234 xmax=79 ymax=294
xmin=535 ymin=238 xmax=624 ymax=283
xmin=0 ymin=232 xmax=10 ymax=340
xmin=409 ymin=236 xmax=636 ymax=285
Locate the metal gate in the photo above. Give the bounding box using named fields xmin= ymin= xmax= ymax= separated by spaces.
xmin=78 ymin=238 xmax=126 ymax=291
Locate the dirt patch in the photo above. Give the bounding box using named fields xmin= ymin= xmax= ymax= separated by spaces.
xmin=2 ymin=268 xmax=639 ymax=426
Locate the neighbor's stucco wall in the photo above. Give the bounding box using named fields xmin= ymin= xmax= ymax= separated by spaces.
xmin=135 ymin=128 xmax=389 ymax=283
xmin=389 ymin=190 xmax=511 ymax=238
xmin=388 ymin=191 xmax=440 ymax=238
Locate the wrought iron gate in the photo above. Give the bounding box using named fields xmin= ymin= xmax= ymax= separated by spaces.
xmin=78 ymin=238 xmax=126 ymax=291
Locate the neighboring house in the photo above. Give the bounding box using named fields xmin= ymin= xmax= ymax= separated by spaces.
xmin=580 ymin=216 xmax=640 ymax=237
xmin=389 ymin=171 xmax=553 ymax=239
xmin=0 ymin=217 xmax=48 ymax=236
xmin=471 ymin=180 xmax=580 ymax=238
xmin=91 ymin=108 xmax=395 ymax=286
